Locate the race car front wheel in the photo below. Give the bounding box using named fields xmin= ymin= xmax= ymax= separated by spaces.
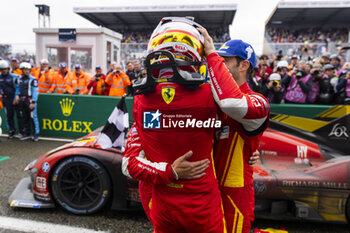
xmin=50 ymin=156 xmax=111 ymax=215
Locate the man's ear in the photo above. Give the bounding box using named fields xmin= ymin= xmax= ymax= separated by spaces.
xmin=239 ymin=60 xmax=250 ymax=72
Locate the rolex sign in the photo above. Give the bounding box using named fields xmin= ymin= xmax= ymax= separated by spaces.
xmin=2 ymin=94 xmax=132 ymax=137
xmin=41 ymin=97 xmax=93 ymax=135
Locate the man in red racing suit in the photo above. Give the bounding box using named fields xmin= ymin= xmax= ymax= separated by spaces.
xmin=123 ymin=31 xmax=270 ymax=233
xmin=124 ymin=81 xmax=225 ymax=233
xmin=201 ymin=28 xmax=270 ymax=233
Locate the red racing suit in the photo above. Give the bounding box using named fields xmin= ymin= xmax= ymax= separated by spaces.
xmin=122 ymin=82 xmax=226 ymax=233
xmin=208 ymin=52 xmax=270 ymax=233
xmin=123 ymin=52 xmax=270 ymax=233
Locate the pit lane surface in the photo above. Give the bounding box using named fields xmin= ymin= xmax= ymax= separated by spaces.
xmin=0 ymin=136 xmax=349 ymax=233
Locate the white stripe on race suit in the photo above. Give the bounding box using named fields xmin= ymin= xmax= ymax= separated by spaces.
xmin=122 ymin=157 xmax=132 ymax=178
xmin=211 ymin=81 xmax=267 ymax=132
xmin=0 ymin=216 xmax=108 ymax=233
xmin=122 ymin=150 xmax=146 ymax=179
xmin=136 ymin=156 xmax=167 ymax=172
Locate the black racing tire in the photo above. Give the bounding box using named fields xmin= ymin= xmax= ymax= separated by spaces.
xmin=50 ymin=156 xmax=111 ymax=215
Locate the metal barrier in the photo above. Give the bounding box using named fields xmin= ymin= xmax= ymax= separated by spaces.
xmin=266 ymin=42 xmax=327 ymax=58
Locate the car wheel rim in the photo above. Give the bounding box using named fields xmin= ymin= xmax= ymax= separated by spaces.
xmin=58 ymin=163 xmax=102 ymax=208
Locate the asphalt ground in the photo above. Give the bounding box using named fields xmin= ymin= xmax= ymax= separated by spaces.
xmin=0 ymin=136 xmax=349 ymax=233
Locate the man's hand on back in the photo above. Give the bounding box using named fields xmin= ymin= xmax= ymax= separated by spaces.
xmin=172 ymin=151 xmax=210 ymax=180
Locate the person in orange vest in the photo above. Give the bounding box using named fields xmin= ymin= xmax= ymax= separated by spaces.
xmin=87 ymin=65 xmax=110 ymax=95
xmin=11 ymin=58 xmax=22 ymax=76
xmin=48 ymin=62 xmax=71 ymax=94
xmin=105 ymin=64 xmax=131 ymax=97
xmin=34 ymin=59 xmax=55 ymax=93
xmin=65 ymin=64 xmax=91 ymax=95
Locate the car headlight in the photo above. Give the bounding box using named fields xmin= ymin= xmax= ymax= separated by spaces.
xmin=24 ymin=159 xmax=38 ymax=171
xmin=30 ymin=168 xmax=38 ymax=187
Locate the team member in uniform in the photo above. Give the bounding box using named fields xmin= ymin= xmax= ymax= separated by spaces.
xmin=199 ymin=28 xmax=270 ymax=233
xmin=122 ymin=17 xmax=225 ymax=233
xmin=49 ymin=62 xmax=71 ymax=94
xmin=105 ymin=65 xmax=131 ymax=97
xmin=0 ymin=60 xmax=19 ymax=138
xmin=65 ymin=64 xmax=91 ymax=95
xmin=34 ymin=59 xmax=55 ymax=93
xmin=15 ymin=62 xmax=39 ymax=141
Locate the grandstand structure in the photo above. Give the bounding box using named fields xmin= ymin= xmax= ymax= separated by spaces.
xmin=264 ymin=0 xmax=350 ymax=59
xmin=74 ymin=4 xmax=236 ymax=63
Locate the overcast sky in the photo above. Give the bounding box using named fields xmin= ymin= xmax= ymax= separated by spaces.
xmin=1 ymin=0 xmax=280 ymax=54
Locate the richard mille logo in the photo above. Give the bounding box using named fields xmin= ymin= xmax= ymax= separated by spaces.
xmin=60 ymin=98 xmax=75 ymax=117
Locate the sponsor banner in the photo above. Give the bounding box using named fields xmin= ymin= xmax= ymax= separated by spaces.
xmin=58 ymin=28 xmax=76 ymax=42
xmin=37 ymin=94 xmax=133 ymax=138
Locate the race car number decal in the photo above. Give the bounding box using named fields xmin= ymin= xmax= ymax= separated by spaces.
xmin=295 ymin=145 xmax=309 ymax=164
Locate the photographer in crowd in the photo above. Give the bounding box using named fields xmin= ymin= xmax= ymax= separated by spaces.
xmin=330 ymin=54 xmax=341 ymax=70
xmin=283 ymin=63 xmax=313 ymax=104
xmin=317 ymin=64 xmax=335 ymax=105
xmin=336 ymin=71 xmax=350 ymax=105
xmin=258 ymin=55 xmax=272 ymax=82
xmin=261 ymin=72 xmax=283 ymax=103
xmin=88 ymin=65 xmax=109 ymax=95
xmin=307 ymin=67 xmax=323 ymax=104
xmin=248 ymin=66 xmax=263 ymax=93
xmin=105 ymin=64 xmax=131 ymax=97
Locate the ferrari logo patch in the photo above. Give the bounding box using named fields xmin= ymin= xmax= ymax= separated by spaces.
xmin=161 ymin=87 xmax=175 ymax=104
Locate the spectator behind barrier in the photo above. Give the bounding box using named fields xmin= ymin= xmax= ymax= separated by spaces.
xmin=88 ymin=65 xmax=109 ymax=95
xmin=105 ymin=64 xmax=131 ymax=97
xmin=283 ymin=62 xmax=313 ymax=104
xmin=258 ymin=55 xmax=273 ymax=83
xmin=317 ymin=64 xmax=335 ymax=105
xmin=35 ymin=59 xmax=55 ymax=93
xmin=65 ymin=64 xmax=91 ymax=95
xmin=261 ymin=73 xmax=283 ymax=103
xmin=330 ymin=54 xmax=341 ymax=70
xmin=248 ymin=66 xmax=263 ymax=93
xmin=106 ymin=61 xmax=117 ymax=76
xmin=267 ymin=27 xmax=349 ymax=43
xmin=336 ymin=71 xmax=350 ymax=105
xmin=126 ymin=61 xmax=136 ymax=96
xmin=307 ymin=66 xmax=323 ymax=104
xmin=49 ymin=62 xmax=71 ymax=94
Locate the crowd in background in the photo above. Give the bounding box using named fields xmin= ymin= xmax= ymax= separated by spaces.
xmin=121 ymin=28 xmax=230 ymax=43
xmin=248 ymin=46 xmax=350 ymax=105
xmin=0 ymin=57 xmax=143 ymax=97
xmin=266 ymin=27 xmax=349 ymax=43
xmin=0 ymin=57 xmax=144 ymax=140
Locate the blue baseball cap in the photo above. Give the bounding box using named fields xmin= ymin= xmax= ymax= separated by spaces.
xmin=59 ymin=62 xmax=67 ymax=68
xmin=217 ymin=39 xmax=257 ymax=67
xmin=74 ymin=64 xmax=81 ymax=69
